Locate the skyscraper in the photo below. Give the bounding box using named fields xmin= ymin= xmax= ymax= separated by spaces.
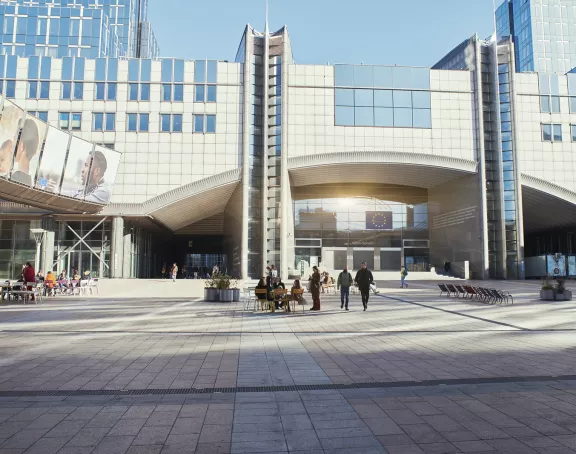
xmin=496 ymin=0 xmax=576 ymax=73
xmin=0 ymin=0 xmax=159 ymax=58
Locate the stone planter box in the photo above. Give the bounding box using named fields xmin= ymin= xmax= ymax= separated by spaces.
xmin=219 ymin=289 xmax=234 ymax=302
xmin=557 ymin=289 xmax=573 ymax=301
xmin=540 ymin=289 xmax=555 ymax=300
xmin=232 ymin=289 xmax=240 ymax=302
xmin=204 ymin=288 xmax=219 ymax=302
xmin=540 ymin=289 xmax=572 ymax=301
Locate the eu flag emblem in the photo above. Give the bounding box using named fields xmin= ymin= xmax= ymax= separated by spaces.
xmin=366 ymin=211 xmax=393 ymax=230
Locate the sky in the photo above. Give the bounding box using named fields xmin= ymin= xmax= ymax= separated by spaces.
xmin=148 ymin=0 xmax=496 ymax=67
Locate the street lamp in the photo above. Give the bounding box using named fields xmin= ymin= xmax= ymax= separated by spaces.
xmin=30 ymin=228 xmax=46 ymax=272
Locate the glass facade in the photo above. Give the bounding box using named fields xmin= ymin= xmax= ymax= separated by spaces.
xmin=497 ymin=0 xmax=576 ymax=73
xmin=0 ymin=0 xmax=159 ymax=58
xmin=334 ymin=65 xmax=431 ymax=128
xmin=0 ymin=219 xmax=38 ymax=279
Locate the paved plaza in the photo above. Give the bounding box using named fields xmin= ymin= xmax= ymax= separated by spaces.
xmin=1 ymin=280 xmax=576 ymax=453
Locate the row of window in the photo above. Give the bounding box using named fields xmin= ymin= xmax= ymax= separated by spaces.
xmin=541 ymin=123 xmax=570 ymax=142
xmin=55 ymin=112 xmax=218 ymax=134
xmin=335 ymin=106 xmax=432 ymax=128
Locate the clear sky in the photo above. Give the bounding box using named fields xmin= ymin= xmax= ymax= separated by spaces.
xmin=148 ymin=0 xmax=496 ymax=67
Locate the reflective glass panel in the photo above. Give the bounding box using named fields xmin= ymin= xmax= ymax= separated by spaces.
xmin=71 ymin=113 xmax=81 ymax=130
xmin=74 ymin=58 xmax=84 ymax=80
xmin=105 ymin=113 xmax=115 ymax=131
xmin=354 ymin=89 xmax=373 ymax=107
xmin=334 ymin=65 xmax=354 ymax=86
xmin=207 ymin=60 xmax=217 ymax=83
xmin=373 ymin=66 xmax=393 ymax=88
xmin=393 ymin=107 xmax=412 ymax=127
xmin=412 ymin=91 xmax=431 ymax=108
xmin=206 ymin=115 xmax=216 ymax=133
xmin=128 ymin=59 xmax=139 ymax=82
xmin=62 ymin=57 xmax=73 ymax=80
xmin=195 ymin=84 xmax=205 ymax=102
xmin=127 ymin=113 xmax=137 ymax=131
xmin=60 ymin=112 xmax=70 ymax=130
xmin=107 ymin=58 xmax=117 ymax=81
xmin=374 ymin=107 xmax=393 ymax=126
xmin=570 ymin=97 xmax=576 ymax=113
xmin=551 ymin=96 xmax=560 ymax=112
xmin=39 ymin=81 xmax=49 ymax=99
xmin=5 ymin=80 xmax=15 ymax=98
xmin=106 ymin=83 xmax=116 ymax=100
xmin=413 ymin=108 xmax=431 ymax=128
xmin=374 ymin=89 xmax=393 ymax=107
xmin=160 ymin=114 xmax=170 ymax=132
xmin=194 ymin=60 xmax=206 ymax=83
xmin=354 ymin=66 xmax=373 ymax=87
xmin=392 ymin=67 xmax=412 ymax=89
xmin=140 ymin=83 xmax=150 ymax=101
xmin=95 ymin=58 xmax=106 ymax=81
xmin=61 ymin=81 xmax=71 ymax=99
xmin=28 ymin=81 xmax=37 ymax=99
xmin=93 ymin=113 xmax=103 ymax=131
xmin=335 ymin=88 xmax=354 ymax=106
xmin=173 ymin=114 xmax=183 ymax=132
xmin=335 ymin=106 xmax=354 ymax=126
xmin=354 ymin=106 xmax=373 ymax=126
xmin=174 ymin=60 xmax=184 ymax=83
xmin=162 ymin=84 xmax=171 ymax=101
xmin=206 ymin=85 xmax=217 ymax=102
xmin=194 ymin=114 xmax=204 ymax=132
xmin=569 ymin=73 xmax=576 ymax=95
xmin=411 ymin=67 xmax=430 ymax=89
xmin=95 ymin=82 xmax=105 ymax=100
xmin=140 ymin=59 xmax=151 ymax=81
xmin=393 ymin=90 xmax=412 ymax=107
xmin=542 ymin=123 xmax=552 ymax=141
xmin=129 ymin=83 xmax=138 ymax=101
xmin=541 ymin=95 xmax=550 ymax=113
xmin=139 ymin=113 xmax=149 ymax=132
xmin=6 ymin=56 xmax=16 ymax=78
xmin=572 ymin=125 xmax=576 ymax=142
xmin=161 ymin=59 xmax=173 ymax=83
xmin=550 ymin=74 xmax=560 ymax=95
xmin=553 ymin=123 xmax=562 ymax=141
xmin=173 ymin=84 xmax=183 ymax=102
xmin=73 ymin=82 xmax=83 ymax=100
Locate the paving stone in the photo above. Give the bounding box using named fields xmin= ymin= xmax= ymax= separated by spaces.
xmin=92 ymin=435 xmax=135 ymax=454
xmin=132 ymin=426 xmax=171 ymax=446
xmin=66 ymin=427 xmax=111 ymax=447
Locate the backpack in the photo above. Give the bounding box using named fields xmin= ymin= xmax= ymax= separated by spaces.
xmin=403 ymin=269 xmax=408 ymax=276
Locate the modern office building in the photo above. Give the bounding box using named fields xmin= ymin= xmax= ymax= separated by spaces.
xmin=0 ymin=0 xmax=159 ymax=59
xmin=496 ymin=0 xmax=576 ymax=73
xmin=1 ymin=9 xmax=576 ymax=280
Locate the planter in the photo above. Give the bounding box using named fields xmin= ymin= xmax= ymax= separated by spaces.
xmin=232 ymin=288 xmax=240 ymax=302
xmin=204 ymin=288 xmax=219 ymax=302
xmin=219 ymin=289 xmax=234 ymax=302
xmin=540 ymin=289 xmax=555 ymax=300
xmin=556 ymin=289 xmax=572 ymax=301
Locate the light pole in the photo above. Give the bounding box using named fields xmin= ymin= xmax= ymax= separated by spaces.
xmin=30 ymin=228 xmax=46 ymax=272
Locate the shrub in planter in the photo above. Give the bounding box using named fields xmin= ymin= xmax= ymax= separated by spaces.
xmin=204 ymin=277 xmax=219 ymax=301
xmin=540 ymin=276 xmax=555 ymax=300
xmin=215 ymin=275 xmax=234 ymax=302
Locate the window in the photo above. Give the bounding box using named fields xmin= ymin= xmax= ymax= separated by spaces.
xmin=193 ymin=114 xmax=204 ymax=133
xmin=194 ymin=60 xmax=217 ymax=103
xmin=206 ymin=115 xmax=216 ymax=133
xmin=39 ymin=81 xmax=49 ymax=99
xmin=542 ymin=123 xmax=562 ymax=142
xmin=160 ymin=114 xmax=183 ymax=132
xmin=59 ymin=112 xmax=81 ymax=131
xmin=128 ymin=83 xmax=150 ymax=101
xmin=174 ymin=84 xmax=184 ymax=102
xmin=127 ymin=113 xmax=149 ymax=132
xmin=93 ymin=113 xmax=115 ymax=131
xmin=29 ymin=111 xmax=48 ymax=123
xmin=107 ymin=83 xmax=116 ymax=101
xmin=5 ymin=80 xmax=15 ymax=98
xmin=570 ymin=97 xmax=576 ymax=113
xmin=28 ymin=81 xmax=38 ymax=99
xmin=162 ymin=84 xmax=171 ymax=102
xmin=73 ymin=82 xmax=83 ymax=100
xmin=551 ymin=96 xmax=560 ymax=113
xmin=572 ymin=125 xmax=576 ymax=142
xmin=140 ymin=84 xmax=150 ymax=101
xmin=195 ymin=85 xmax=206 ymax=102
xmin=192 ymin=114 xmax=216 ymax=133
xmin=95 ymin=82 xmax=105 ymax=100
xmin=95 ymin=82 xmax=116 ymax=101
xmin=129 ymin=83 xmax=138 ymax=101
xmin=61 ymin=81 xmax=71 ymax=100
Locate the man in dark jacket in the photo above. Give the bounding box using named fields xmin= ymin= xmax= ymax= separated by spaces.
xmin=355 ymin=262 xmax=374 ymax=311
xmin=337 ymin=265 xmax=354 ymax=310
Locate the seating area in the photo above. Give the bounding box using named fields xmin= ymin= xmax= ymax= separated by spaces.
xmin=243 ymin=287 xmax=307 ymax=313
xmin=438 ymin=283 xmax=514 ymax=304
xmin=1 ymin=278 xmax=99 ymax=303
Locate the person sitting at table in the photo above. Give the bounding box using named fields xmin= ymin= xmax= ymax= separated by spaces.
xmin=44 ymin=271 xmax=56 ymax=296
xmin=255 ymin=278 xmax=268 ymax=310
xmin=81 ymin=271 xmax=90 ymax=281
xmin=36 ymin=271 xmax=44 ymax=282
xmin=57 ymin=271 xmax=69 ymax=292
xmin=291 ymin=278 xmax=308 ymax=307
xmin=273 ymin=277 xmax=286 ymax=310
xmin=72 ymin=270 xmax=80 ymax=281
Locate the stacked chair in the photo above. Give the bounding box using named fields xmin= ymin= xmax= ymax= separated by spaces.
xmin=438 ymin=283 xmax=513 ymax=304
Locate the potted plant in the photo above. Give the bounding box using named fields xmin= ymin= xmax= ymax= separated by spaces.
xmin=204 ymin=276 xmax=219 ymax=302
xmin=555 ymin=279 xmax=572 ymax=301
xmin=540 ymin=276 xmax=555 ymax=300
xmin=216 ymin=275 xmax=234 ymax=302
xmin=231 ymin=279 xmax=241 ymax=302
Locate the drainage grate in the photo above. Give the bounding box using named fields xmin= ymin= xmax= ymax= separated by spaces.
xmin=1 ymin=375 xmax=576 ymax=398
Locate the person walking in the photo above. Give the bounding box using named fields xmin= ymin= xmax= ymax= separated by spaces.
xmin=355 ymin=262 xmax=374 ymax=311
xmin=170 ymin=263 xmax=178 ymax=282
xmin=337 ymin=265 xmax=354 ymax=310
xmin=161 ymin=264 xmax=166 ymax=279
xmin=310 ymin=266 xmax=321 ymax=311
xmin=400 ymin=265 xmax=408 ymax=288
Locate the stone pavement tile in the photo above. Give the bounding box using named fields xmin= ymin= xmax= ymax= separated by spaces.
xmin=323 ymin=448 xmax=387 ymax=454
xmin=319 ymin=435 xmax=383 ymax=450
xmin=44 ymin=420 xmax=87 ymax=438
xmin=132 ymin=425 xmax=171 ymax=446
xmin=418 ymin=442 xmax=460 ymax=454
xmin=386 ymin=409 xmax=425 ymax=425
xmin=377 ymin=434 xmax=415 ymax=446
xmin=232 ymin=432 xmax=284 ymax=443
xmin=385 ymin=445 xmax=426 ymax=454
xmin=0 ymin=422 xmax=29 ymax=439
xmin=421 ymin=415 xmax=463 ymax=433
xmin=280 ymin=414 xmax=313 ymax=431
xmin=144 ymin=412 xmax=178 ymax=427
xmin=521 ymin=418 xmax=574 ymax=436
xmin=23 ymin=436 xmax=68 ymax=454
xmin=0 ymin=429 xmax=48 ymax=449
xmin=522 ymin=436 xmax=564 ymax=448
xmin=194 ymin=442 xmax=231 ymax=454
xmin=24 ymin=412 xmax=67 ymax=430
xmin=199 ymin=425 xmax=232 ymax=444
xmin=107 ymin=419 xmax=147 ymax=436
xmin=486 ymin=438 xmax=538 ymax=453
xmin=440 ymin=430 xmax=480 ymax=442
xmin=65 ymin=407 xmax=105 ymax=421
xmin=233 ymin=423 xmax=283 ymax=434
xmin=230 ymin=439 xmax=287 ymax=453
xmin=92 ymin=435 xmax=135 ymax=454
xmin=401 ymin=424 xmax=448 ymax=444
xmin=57 ymin=447 xmax=95 ymax=454
xmin=234 ymin=408 xmax=279 ymax=417
xmin=205 ymin=410 xmax=233 ymax=425
xmin=284 ymin=430 xmax=322 ymax=451
xmin=307 ymin=411 xmax=359 ymax=421
xmin=351 ymin=404 xmax=388 ymax=419
xmin=66 ymin=427 xmax=111 ymax=447
xmin=458 ymin=421 xmax=510 ymax=440
xmin=86 ymin=411 xmax=125 ymax=428
xmin=311 ymin=418 xmax=366 ymax=430
xmin=169 ymin=417 xmax=203 ymax=435
xmin=364 ymin=417 xmax=405 ymax=436
xmin=8 ymin=408 xmax=50 ymax=422
xmin=126 ymin=446 xmax=163 ymax=454
xmin=315 ymin=426 xmax=374 ymax=439
xmin=161 ymin=434 xmax=199 ymax=454
xmin=552 ymin=435 xmax=576 ymax=449
xmin=122 ymin=406 xmax=156 ymax=420
xmin=500 ymin=424 xmax=543 ymax=438
xmin=405 ymin=402 xmax=444 ymax=416
xmin=453 ymin=440 xmax=496 ymax=452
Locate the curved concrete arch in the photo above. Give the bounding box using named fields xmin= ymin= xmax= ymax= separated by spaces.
xmin=104 ymin=168 xmax=242 ymax=231
xmin=287 ymin=151 xmax=478 ymax=188
xmin=521 ymin=173 xmax=576 ymax=233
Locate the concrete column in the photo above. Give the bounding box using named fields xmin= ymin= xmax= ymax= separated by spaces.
xmin=374 ymin=247 xmax=381 ymax=271
xmin=40 ymin=231 xmax=55 ymax=273
xmin=122 ymin=231 xmax=132 ymax=278
xmin=110 ymin=217 xmax=124 ymax=278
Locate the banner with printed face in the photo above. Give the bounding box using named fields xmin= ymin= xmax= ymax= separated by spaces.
xmin=10 ymin=113 xmax=47 ymax=187
xmin=35 ymin=126 xmax=70 ymax=193
xmin=83 ymin=145 xmax=121 ymax=204
xmin=0 ymin=100 xmax=25 ymax=179
xmin=60 ymin=136 xmax=94 ymax=200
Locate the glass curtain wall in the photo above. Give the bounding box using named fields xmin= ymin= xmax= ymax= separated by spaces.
xmin=0 ymin=219 xmax=39 ymax=279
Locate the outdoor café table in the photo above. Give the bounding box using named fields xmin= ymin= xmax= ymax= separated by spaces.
xmin=0 ymin=282 xmax=13 ymax=302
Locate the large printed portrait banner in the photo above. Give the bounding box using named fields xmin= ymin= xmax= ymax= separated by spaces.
xmin=10 ymin=114 xmax=47 ymax=187
xmin=0 ymin=100 xmax=25 ymax=179
xmin=84 ymin=145 xmax=121 ymax=204
xmin=61 ymin=136 xmax=94 ymax=200
xmin=35 ymin=126 xmax=70 ymax=193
